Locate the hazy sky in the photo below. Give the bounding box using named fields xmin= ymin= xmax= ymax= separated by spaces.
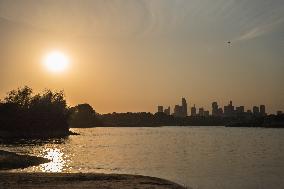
xmin=0 ymin=0 xmax=283 ymax=114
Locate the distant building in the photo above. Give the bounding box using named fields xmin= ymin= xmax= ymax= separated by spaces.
xmin=164 ymin=106 xmax=170 ymax=115
xmin=198 ymin=108 xmax=204 ymax=116
xmin=191 ymin=105 xmax=197 ymax=116
xmin=212 ymin=102 xmax=219 ymax=116
xmin=253 ymin=106 xmax=260 ymax=115
xmin=204 ymin=110 xmax=210 ymax=117
xmin=217 ymin=108 xmax=223 ymax=115
xmin=260 ymin=105 xmax=266 ymax=116
xmin=181 ymin=98 xmax=188 ymax=117
xmin=224 ymin=101 xmax=234 ymax=117
xmin=174 ymin=105 xmax=183 ymax=117
xmin=173 ymin=98 xmax=188 ymax=117
xmin=277 ymin=111 xmax=283 ymax=116
xmin=157 ymin=106 xmax=163 ymax=113
xmin=235 ymin=106 xmax=245 ymax=115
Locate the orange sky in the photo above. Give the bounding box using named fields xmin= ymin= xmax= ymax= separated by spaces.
xmin=0 ymin=0 xmax=283 ymax=114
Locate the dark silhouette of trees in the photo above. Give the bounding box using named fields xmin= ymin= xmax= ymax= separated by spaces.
xmin=69 ymin=103 xmax=102 ymax=128
xmin=0 ymin=86 xmax=70 ymax=138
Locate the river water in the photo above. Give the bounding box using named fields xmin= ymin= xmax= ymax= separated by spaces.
xmin=1 ymin=127 xmax=283 ymax=189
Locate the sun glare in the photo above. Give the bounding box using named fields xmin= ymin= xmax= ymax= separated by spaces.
xmin=43 ymin=51 xmax=70 ymax=73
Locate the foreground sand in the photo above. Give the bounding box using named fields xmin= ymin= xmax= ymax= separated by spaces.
xmin=0 ymin=150 xmax=186 ymax=188
xmin=0 ymin=150 xmax=49 ymax=170
xmin=0 ymin=173 xmax=186 ymax=189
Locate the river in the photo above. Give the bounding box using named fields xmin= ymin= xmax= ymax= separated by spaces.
xmin=1 ymin=127 xmax=283 ymax=189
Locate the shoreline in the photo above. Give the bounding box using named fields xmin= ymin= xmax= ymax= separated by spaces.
xmin=0 ymin=172 xmax=186 ymax=189
xmin=0 ymin=150 xmax=186 ymax=188
xmin=0 ymin=150 xmax=49 ymax=170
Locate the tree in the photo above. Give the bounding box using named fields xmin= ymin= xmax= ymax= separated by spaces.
xmin=69 ymin=103 xmax=98 ymax=128
xmin=4 ymin=86 xmax=32 ymax=109
xmin=0 ymin=86 xmax=70 ymax=138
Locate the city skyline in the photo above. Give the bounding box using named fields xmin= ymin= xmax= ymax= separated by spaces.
xmin=157 ymin=97 xmax=282 ymax=116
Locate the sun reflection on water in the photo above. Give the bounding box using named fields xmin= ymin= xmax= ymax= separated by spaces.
xmin=40 ymin=148 xmax=68 ymax=172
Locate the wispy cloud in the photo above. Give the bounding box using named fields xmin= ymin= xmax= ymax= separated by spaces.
xmin=233 ymin=17 xmax=284 ymax=42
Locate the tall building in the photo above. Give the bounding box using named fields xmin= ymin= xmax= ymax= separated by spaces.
xmin=204 ymin=110 xmax=209 ymax=117
xmin=174 ymin=105 xmax=183 ymax=117
xmin=218 ymin=108 xmax=223 ymax=116
xmin=224 ymin=101 xmax=234 ymax=117
xmin=212 ymin=102 xmax=218 ymax=116
xmin=235 ymin=106 xmax=245 ymax=115
xmin=173 ymin=98 xmax=188 ymax=117
xmin=181 ymin=97 xmax=188 ymax=117
xmin=260 ymin=105 xmax=266 ymax=116
xmin=164 ymin=106 xmax=171 ymax=115
xmin=253 ymin=106 xmax=260 ymax=115
xmin=191 ymin=105 xmax=197 ymax=116
xmin=157 ymin=106 xmax=163 ymax=113
xmin=198 ymin=107 xmax=204 ymax=116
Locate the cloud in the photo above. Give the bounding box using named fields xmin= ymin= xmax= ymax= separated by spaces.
xmin=233 ymin=17 xmax=284 ymax=42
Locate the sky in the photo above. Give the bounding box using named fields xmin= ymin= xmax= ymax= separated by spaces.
xmin=0 ymin=0 xmax=283 ymax=114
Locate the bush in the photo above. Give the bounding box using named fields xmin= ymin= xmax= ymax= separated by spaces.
xmin=0 ymin=86 xmax=70 ymax=137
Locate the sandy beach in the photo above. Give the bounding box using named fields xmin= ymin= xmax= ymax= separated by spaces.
xmin=0 ymin=150 xmax=186 ymax=189
xmin=0 ymin=173 xmax=186 ymax=189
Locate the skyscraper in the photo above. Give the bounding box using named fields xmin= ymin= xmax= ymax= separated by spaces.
xmin=191 ymin=105 xmax=197 ymax=116
xmin=181 ymin=97 xmax=188 ymax=117
xmin=224 ymin=101 xmax=234 ymax=117
xmin=174 ymin=105 xmax=183 ymax=117
xmin=173 ymin=98 xmax=188 ymax=117
xmin=157 ymin=106 xmax=163 ymax=113
xmin=164 ymin=106 xmax=171 ymax=115
xmin=212 ymin=102 xmax=218 ymax=116
xmin=198 ymin=107 xmax=204 ymax=116
xmin=253 ymin=106 xmax=260 ymax=115
xmin=260 ymin=105 xmax=266 ymax=116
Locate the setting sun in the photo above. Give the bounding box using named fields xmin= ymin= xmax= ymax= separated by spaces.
xmin=43 ymin=51 xmax=70 ymax=73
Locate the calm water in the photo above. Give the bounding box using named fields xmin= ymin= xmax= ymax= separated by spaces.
xmin=1 ymin=127 xmax=284 ymax=189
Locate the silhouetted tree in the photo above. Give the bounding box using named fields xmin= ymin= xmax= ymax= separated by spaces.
xmin=69 ymin=103 xmax=101 ymax=127
xmin=0 ymin=86 xmax=70 ymax=138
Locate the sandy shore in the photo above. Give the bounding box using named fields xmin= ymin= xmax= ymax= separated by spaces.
xmin=0 ymin=150 xmax=186 ymax=188
xmin=0 ymin=150 xmax=49 ymax=170
xmin=0 ymin=173 xmax=186 ymax=189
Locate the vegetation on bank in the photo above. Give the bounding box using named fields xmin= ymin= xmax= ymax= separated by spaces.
xmin=0 ymin=86 xmax=70 ymax=137
xmin=0 ymin=87 xmax=283 ymax=138
xmin=69 ymin=103 xmax=102 ymax=128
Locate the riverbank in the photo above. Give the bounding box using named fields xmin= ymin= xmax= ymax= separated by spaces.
xmin=0 ymin=150 xmax=186 ymax=188
xmin=0 ymin=173 xmax=186 ymax=189
xmin=0 ymin=130 xmax=79 ymax=138
xmin=0 ymin=150 xmax=49 ymax=170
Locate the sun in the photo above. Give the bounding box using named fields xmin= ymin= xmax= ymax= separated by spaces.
xmin=43 ymin=51 xmax=70 ymax=73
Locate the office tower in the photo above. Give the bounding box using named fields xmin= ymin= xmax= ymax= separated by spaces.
xmin=191 ymin=105 xmax=197 ymax=116
xmin=199 ymin=107 xmax=204 ymax=116
xmin=173 ymin=98 xmax=187 ymax=117
xmin=218 ymin=108 xmax=223 ymax=116
xmin=204 ymin=110 xmax=209 ymax=117
xmin=260 ymin=105 xmax=266 ymax=116
xmin=157 ymin=106 xmax=163 ymax=113
xmin=253 ymin=106 xmax=260 ymax=115
xmin=181 ymin=97 xmax=188 ymax=117
xmin=236 ymin=106 xmax=245 ymax=114
xmin=224 ymin=100 xmax=235 ymax=117
xmin=164 ymin=106 xmax=171 ymax=115
xmin=212 ymin=102 xmax=218 ymax=116
xmin=174 ymin=105 xmax=183 ymax=117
